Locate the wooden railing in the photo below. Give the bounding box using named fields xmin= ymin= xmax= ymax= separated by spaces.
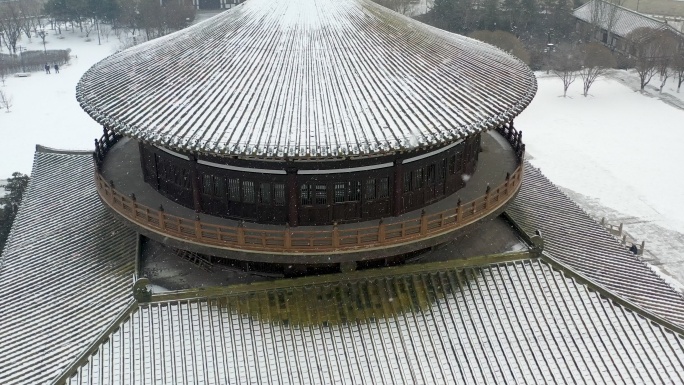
xmin=94 ymin=122 xmax=525 ymax=254
xmin=94 ymin=129 xmax=123 ymax=169
xmin=95 ymin=166 xmax=521 ymax=254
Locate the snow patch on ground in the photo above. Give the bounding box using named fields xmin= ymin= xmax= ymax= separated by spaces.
xmin=0 ymin=30 xmax=122 ymax=177
xmin=518 ymin=73 xmax=684 ymax=288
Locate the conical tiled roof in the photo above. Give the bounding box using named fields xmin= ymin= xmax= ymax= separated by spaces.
xmin=76 ymin=0 xmax=536 ymax=159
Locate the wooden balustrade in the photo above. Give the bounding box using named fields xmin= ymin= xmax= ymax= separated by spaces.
xmin=94 ymin=122 xmax=525 ymax=254
xmin=94 ymin=130 xmax=123 ymax=168
xmin=95 ymin=164 xmax=523 ymax=254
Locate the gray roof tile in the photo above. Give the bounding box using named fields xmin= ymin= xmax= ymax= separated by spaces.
xmin=0 ymin=148 xmax=137 ymax=385
xmin=76 ymin=0 xmax=536 ymax=159
xmin=507 ymin=161 xmax=684 ymax=327
xmin=573 ymin=0 xmax=679 ymax=38
xmin=64 ymin=259 xmax=684 ymax=384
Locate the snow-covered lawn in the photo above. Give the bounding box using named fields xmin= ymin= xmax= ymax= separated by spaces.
xmin=518 ymin=73 xmax=684 ymax=234
xmin=0 ymin=30 xmax=120 ymax=177
xmin=1 ymin=30 xmax=683 ymax=286
xmin=517 ymin=73 xmax=684 ymax=288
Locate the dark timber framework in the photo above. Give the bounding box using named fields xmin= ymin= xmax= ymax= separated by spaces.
xmin=139 ymin=135 xmax=481 ymax=226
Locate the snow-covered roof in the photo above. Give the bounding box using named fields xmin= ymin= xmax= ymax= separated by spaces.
xmin=67 ymin=258 xmax=684 ymax=383
xmin=573 ymin=0 xmax=681 ymax=38
xmin=509 ymin=162 xmax=684 ymax=327
xmin=76 ymin=0 xmax=536 ymax=159
xmin=6 ymin=150 xmax=684 ymax=383
xmin=0 ymin=147 xmax=137 ymax=385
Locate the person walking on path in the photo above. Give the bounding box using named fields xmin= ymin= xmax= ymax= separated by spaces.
xmin=54 ymin=64 xmax=59 ymax=74
xmin=44 ymin=64 xmax=50 ymax=74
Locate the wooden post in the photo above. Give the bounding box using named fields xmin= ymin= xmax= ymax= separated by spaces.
xmin=618 ymin=223 xmax=623 ymax=236
xmin=484 ymin=185 xmax=490 ymax=209
xmin=130 ymin=193 xmax=137 ymax=217
xmin=195 ymin=215 xmax=202 ymax=240
xmin=237 ymin=221 xmax=245 ymax=245
xmin=456 ymin=199 xmax=462 ymax=223
xmin=94 ymin=139 xmax=100 ymax=164
xmin=639 ymin=241 xmax=645 ymax=256
xmin=378 ymin=219 xmax=386 ymax=243
xmin=420 ymin=210 xmax=427 ymax=235
xmin=332 ymin=222 xmax=340 ymax=247
xmin=103 ymin=128 xmax=110 ymax=148
xmin=287 ymin=167 xmax=298 ymax=227
xmin=189 ymin=156 xmax=203 ymax=213
xmin=392 ymin=159 xmax=404 ymax=217
xmin=158 ymin=205 xmax=165 ymax=230
xmin=284 ymin=224 xmax=292 ymax=249
xmin=504 ymin=173 xmax=510 ymax=195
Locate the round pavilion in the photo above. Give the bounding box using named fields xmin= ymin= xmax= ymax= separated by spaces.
xmin=78 ymin=0 xmax=536 ymax=266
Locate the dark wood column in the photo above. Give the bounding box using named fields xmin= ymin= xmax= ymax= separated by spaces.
xmin=189 ymin=155 xmax=203 ymax=212
xmin=287 ymin=167 xmax=299 ymax=227
xmin=392 ymin=159 xmax=403 ymax=217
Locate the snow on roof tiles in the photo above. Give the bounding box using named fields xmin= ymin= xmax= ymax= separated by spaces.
xmin=0 ymin=148 xmax=137 ymax=385
xmin=508 ymin=162 xmax=684 ymax=327
xmin=76 ymin=0 xmax=536 ymax=159
xmin=66 ymin=259 xmax=684 ymax=383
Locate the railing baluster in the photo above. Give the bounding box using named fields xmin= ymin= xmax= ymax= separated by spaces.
xmin=333 ymin=223 xmax=340 ymax=248
xmin=237 ymin=222 xmax=245 ymax=246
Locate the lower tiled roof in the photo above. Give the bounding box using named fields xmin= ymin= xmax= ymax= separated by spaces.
xmin=507 ymin=162 xmax=684 ymax=327
xmin=65 ymin=258 xmax=684 ymax=384
xmin=0 ymin=148 xmax=137 ymax=385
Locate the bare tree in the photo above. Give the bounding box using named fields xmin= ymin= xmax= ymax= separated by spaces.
xmin=469 ymin=30 xmax=531 ymax=64
xmin=99 ymin=24 xmax=112 ymax=42
xmin=0 ymin=89 xmax=12 ymax=112
xmin=374 ymin=0 xmax=417 ymax=15
xmin=83 ymin=19 xmax=95 ymax=38
xmin=0 ymin=2 xmax=24 ymax=54
xmin=551 ymin=43 xmax=581 ymax=97
xmin=17 ymin=0 xmax=42 ymax=40
xmin=627 ymin=27 xmax=677 ymax=91
xmin=588 ymin=0 xmax=624 ymax=49
xmin=578 ymin=42 xmax=616 ymax=96
xmin=674 ymin=53 xmax=684 ymax=93
xmin=0 ymin=58 xmax=7 ymax=85
xmin=656 ymin=34 xmax=679 ymax=92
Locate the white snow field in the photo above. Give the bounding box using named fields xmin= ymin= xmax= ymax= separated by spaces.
xmin=0 ymin=31 xmax=118 ymax=177
xmin=1 ymin=30 xmax=684 ymax=287
xmin=517 ymin=73 xmax=684 ymax=289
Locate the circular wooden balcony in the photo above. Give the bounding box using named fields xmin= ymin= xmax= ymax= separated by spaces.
xmin=94 ymin=126 xmax=525 ymax=263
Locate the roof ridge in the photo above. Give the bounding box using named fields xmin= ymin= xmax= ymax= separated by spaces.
xmin=149 ymin=250 xmax=535 ymax=303
xmin=574 ymin=0 xmax=682 ymax=35
xmin=35 ymin=144 xmax=94 ymax=155
xmin=51 ymin=300 xmax=139 ymax=385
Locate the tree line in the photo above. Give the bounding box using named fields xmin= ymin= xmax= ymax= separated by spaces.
xmin=43 ymin=0 xmax=196 ymax=39
xmin=549 ymin=27 xmax=684 ymax=96
xmin=0 ymin=0 xmax=196 ymax=55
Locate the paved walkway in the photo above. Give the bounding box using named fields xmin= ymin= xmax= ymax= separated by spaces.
xmin=101 ymin=130 xmax=518 ymax=232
